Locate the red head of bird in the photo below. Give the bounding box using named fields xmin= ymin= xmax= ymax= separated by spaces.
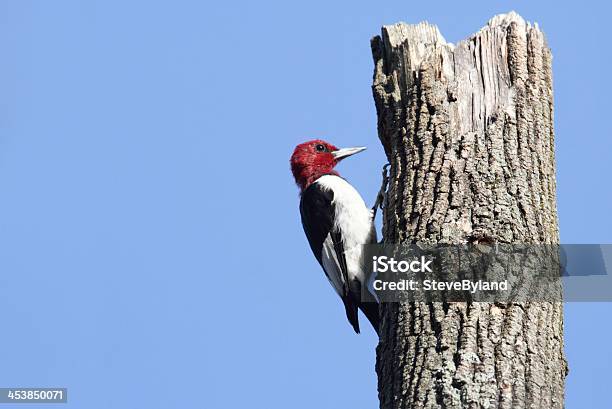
xmin=290 ymin=139 xmax=366 ymax=191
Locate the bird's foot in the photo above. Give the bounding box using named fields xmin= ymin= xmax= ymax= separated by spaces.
xmin=372 ymin=163 xmax=390 ymax=218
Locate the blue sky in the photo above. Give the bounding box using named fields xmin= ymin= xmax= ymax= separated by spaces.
xmin=0 ymin=1 xmax=610 ymax=408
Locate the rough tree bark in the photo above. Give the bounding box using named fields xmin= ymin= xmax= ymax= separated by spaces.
xmin=371 ymin=12 xmax=567 ymax=409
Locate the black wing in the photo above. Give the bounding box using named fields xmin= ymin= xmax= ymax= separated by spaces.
xmin=299 ymin=183 xmax=334 ymax=266
xmin=299 ymin=182 xmax=360 ymax=333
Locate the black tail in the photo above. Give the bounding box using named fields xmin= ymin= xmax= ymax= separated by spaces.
xmin=359 ymin=302 xmax=380 ymax=336
xmin=342 ymin=295 xmax=360 ymax=334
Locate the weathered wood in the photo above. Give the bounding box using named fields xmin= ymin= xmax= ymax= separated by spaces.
xmin=371 ymin=12 xmax=567 ymax=408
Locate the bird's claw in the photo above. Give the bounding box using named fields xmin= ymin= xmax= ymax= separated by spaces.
xmin=372 ymin=163 xmax=390 ymax=218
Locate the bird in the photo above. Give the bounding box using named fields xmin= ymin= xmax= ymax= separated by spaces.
xmin=290 ymin=139 xmax=380 ymax=335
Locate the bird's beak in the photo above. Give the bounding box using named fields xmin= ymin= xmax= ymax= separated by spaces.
xmin=332 ymin=146 xmax=367 ymax=160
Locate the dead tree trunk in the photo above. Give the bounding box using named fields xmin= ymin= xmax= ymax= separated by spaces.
xmin=371 ymin=12 xmax=567 ymax=409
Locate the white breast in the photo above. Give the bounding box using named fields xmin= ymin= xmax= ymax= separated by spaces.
xmin=316 ymin=175 xmax=374 ymax=284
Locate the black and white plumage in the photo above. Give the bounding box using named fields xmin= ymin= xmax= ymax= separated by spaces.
xmin=299 ymin=174 xmax=380 ymax=335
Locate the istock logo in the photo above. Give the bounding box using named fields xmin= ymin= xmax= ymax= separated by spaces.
xmin=372 ymin=255 xmax=433 ymax=273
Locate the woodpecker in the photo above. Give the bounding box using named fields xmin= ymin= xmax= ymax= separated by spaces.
xmin=290 ymin=139 xmax=380 ymax=335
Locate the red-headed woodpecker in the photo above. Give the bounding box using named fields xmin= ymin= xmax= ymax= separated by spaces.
xmin=290 ymin=139 xmax=380 ymax=335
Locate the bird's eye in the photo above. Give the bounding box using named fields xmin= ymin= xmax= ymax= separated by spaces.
xmin=315 ymin=144 xmax=326 ymax=152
